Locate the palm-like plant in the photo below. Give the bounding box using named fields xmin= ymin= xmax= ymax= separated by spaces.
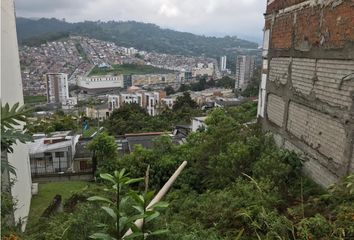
xmin=1 ymin=102 xmax=32 ymax=175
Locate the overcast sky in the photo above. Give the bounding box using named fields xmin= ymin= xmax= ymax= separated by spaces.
xmin=15 ymin=0 xmax=266 ymax=43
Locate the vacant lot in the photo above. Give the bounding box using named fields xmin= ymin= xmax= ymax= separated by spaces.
xmin=26 ymin=181 xmax=89 ymax=231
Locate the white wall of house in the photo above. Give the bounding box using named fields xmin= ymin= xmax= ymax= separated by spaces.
xmin=1 ymin=0 xmax=32 ymax=231
xmin=192 ymin=117 xmax=207 ymax=132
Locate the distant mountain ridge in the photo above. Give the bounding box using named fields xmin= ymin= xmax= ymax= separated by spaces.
xmin=16 ymin=17 xmax=260 ymax=70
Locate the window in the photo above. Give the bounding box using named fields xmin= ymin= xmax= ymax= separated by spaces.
xmin=44 ymin=152 xmax=53 ymax=161
xmin=55 ymin=152 xmax=64 ymax=158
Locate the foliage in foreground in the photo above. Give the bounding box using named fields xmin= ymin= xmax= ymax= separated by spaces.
xmin=1 ymin=102 xmax=33 ymax=239
xmin=23 ymin=102 xmax=354 ymax=239
xmin=88 ymin=169 xmax=168 ymax=239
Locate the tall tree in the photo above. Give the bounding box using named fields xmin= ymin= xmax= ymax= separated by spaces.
xmin=88 ymin=132 xmax=118 ymax=173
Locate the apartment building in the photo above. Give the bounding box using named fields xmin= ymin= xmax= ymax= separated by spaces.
xmin=131 ymin=73 xmax=177 ymax=86
xmin=108 ymin=87 xmax=166 ymax=116
xmin=235 ymin=55 xmax=256 ymax=91
xmin=46 ymin=73 xmax=69 ymax=105
xmin=220 ymin=56 xmax=227 ymax=71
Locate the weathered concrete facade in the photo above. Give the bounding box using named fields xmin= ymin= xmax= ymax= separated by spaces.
xmin=258 ymin=0 xmax=354 ymax=187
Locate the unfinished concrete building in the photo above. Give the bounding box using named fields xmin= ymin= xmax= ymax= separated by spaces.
xmin=258 ymin=0 xmax=354 ymax=187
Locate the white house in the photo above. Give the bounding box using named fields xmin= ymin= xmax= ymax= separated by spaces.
xmin=28 ymin=132 xmax=80 ymax=176
xmin=192 ymin=117 xmax=208 ymax=132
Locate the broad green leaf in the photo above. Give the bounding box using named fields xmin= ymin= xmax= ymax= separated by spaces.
xmin=87 ymin=196 xmax=113 ymax=204
xmin=130 ymin=192 xmax=144 ymax=206
xmin=145 ymin=211 xmax=160 ymax=223
xmin=150 ymin=201 xmax=169 ymax=209
xmin=101 ymin=206 xmax=117 ymax=221
xmin=89 ymin=232 xmax=116 ymax=240
xmin=132 ymin=205 xmax=144 ymax=214
xmin=100 ymin=173 xmax=116 ymax=184
xmin=125 ymin=177 xmax=144 ymax=185
xmin=119 ymin=216 xmax=128 ymax=233
xmin=149 ymin=229 xmax=169 ymax=236
xmin=128 ymin=214 xmax=147 ymax=222
xmin=123 ymin=232 xmax=144 ymax=239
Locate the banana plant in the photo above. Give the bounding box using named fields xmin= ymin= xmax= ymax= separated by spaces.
xmin=88 ymin=169 xmax=168 ymax=240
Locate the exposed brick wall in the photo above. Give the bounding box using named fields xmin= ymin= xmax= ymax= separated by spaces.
xmin=287 ymin=102 xmax=347 ymax=166
xmin=267 ymin=0 xmax=308 ymax=14
xmin=261 ymin=0 xmax=354 ymax=186
xmin=291 ymin=58 xmax=316 ymax=95
xmin=314 ymin=59 xmax=354 ymax=108
xmin=266 ymin=94 xmax=285 ymax=127
xmin=271 ymin=14 xmax=294 ymax=49
xmin=320 ymin=2 xmax=354 ymax=49
xmin=294 ymin=7 xmax=322 ymax=50
xmin=269 ymin=1 xmax=354 ymax=50
xmin=284 ymin=140 xmax=339 ymax=187
xmin=269 ymin=58 xmax=290 ymax=84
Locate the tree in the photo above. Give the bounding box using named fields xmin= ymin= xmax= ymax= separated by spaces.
xmin=26 ymin=113 xmax=78 ymax=134
xmin=172 ymin=92 xmax=198 ymax=111
xmin=215 ymin=76 xmax=235 ymax=89
xmin=88 ymin=132 xmax=118 ymax=173
xmin=106 ymin=103 xmax=149 ymax=135
xmin=164 ymin=86 xmax=175 ymax=96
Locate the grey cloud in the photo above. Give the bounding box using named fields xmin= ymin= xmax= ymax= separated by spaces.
xmin=15 ymin=0 xmax=265 ymax=42
xmin=15 ymin=0 xmax=95 ymax=13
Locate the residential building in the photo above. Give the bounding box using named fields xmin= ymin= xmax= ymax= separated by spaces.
xmin=131 ymin=73 xmax=177 ymax=86
xmin=85 ymin=105 xmax=111 ymax=121
xmin=161 ymin=97 xmax=176 ymax=109
xmin=220 ymin=56 xmax=227 ymax=71
xmin=124 ymin=132 xmax=166 ymax=152
xmin=1 ymin=0 xmax=32 ymax=231
xmin=258 ymin=0 xmax=354 ymax=187
xmin=235 ymin=55 xmax=256 ymax=91
xmin=192 ymin=117 xmax=207 ymax=132
xmin=192 ymin=63 xmax=214 ymax=77
xmin=108 ymin=87 xmax=166 ymax=116
xmin=72 ymin=139 xmax=93 ymax=173
xmin=28 ymin=131 xmax=80 ymax=176
xmin=46 ymin=73 xmax=69 ymax=105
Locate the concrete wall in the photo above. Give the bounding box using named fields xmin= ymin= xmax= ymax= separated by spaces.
xmin=259 ymin=0 xmax=354 ymax=187
xmin=1 ymin=0 xmax=32 ymax=230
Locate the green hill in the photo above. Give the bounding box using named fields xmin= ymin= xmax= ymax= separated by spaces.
xmin=16 ymin=17 xmax=259 ymax=70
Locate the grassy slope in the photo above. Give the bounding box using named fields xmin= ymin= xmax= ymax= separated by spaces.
xmin=26 ymin=181 xmax=89 ymax=231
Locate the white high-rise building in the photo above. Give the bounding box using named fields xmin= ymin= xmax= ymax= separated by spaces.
xmin=235 ymin=55 xmax=256 ymax=91
xmin=1 ymin=0 xmax=32 ymax=231
xmin=220 ymin=56 xmax=227 ymax=71
xmin=46 ymin=73 xmax=69 ymax=105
